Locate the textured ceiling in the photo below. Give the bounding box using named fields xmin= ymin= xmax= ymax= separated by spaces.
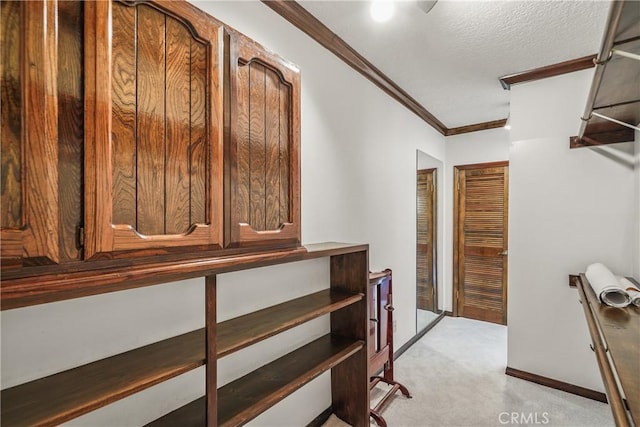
xmin=299 ymin=0 xmax=611 ymax=128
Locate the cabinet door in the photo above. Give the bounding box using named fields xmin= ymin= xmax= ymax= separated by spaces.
xmin=84 ymin=0 xmax=224 ymax=259
xmin=1 ymin=0 xmax=60 ymax=268
xmin=225 ymin=31 xmax=301 ymax=249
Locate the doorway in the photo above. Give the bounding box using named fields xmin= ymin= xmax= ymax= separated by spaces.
xmin=453 ymin=161 xmax=509 ymax=325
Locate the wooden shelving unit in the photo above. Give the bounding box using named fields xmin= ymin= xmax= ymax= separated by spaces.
xmin=1 ymin=243 xmax=370 ymax=427
xmin=576 ymin=274 xmax=639 ymax=427
xmin=1 ymin=329 xmax=206 ymax=426
xmin=151 ymin=335 xmax=363 ymax=427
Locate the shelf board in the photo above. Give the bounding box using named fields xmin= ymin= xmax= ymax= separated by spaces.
xmin=147 ymin=334 xmax=363 ymax=427
xmin=218 ymin=289 xmax=363 ymax=357
xmin=1 ymin=289 xmax=362 ymax=426
xmin=0 ymin=329 xmax=205 ymax=426
xmin=146 ymin=397 xmax=205 ymax=427
xmin=2 ymin=242 xmax=368 ymax=310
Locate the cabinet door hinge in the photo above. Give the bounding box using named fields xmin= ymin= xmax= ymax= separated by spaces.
xmin=77 ymin=226 xmax=85 ymax=250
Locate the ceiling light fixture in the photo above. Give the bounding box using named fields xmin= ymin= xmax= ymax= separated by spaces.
xmin=416 ymin=0 xmax=438 ymax=15
xmin=370 ymin=0 xmax=395 ymax=23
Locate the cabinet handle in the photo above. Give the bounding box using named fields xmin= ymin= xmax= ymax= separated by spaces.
xmin=384 ymin=304 xmax=394 ymax=311
xmin=590 ymin=344 xmax=595 ymax=352
xmin=370 ymin=318 xmax=378 ymax=323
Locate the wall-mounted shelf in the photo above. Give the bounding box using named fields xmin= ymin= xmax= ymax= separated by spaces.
xmin=1 ymin=243 xmax=370 ymax=426
xmin=0 ymin=329 xmax=205 ymax=426
xmin=571 ymin=1 xmax=640 ymax=148
xmin=150 ymin=335 xmax=363 ymax=427
xmin=575 ymin=274 xmax=639 ymax=426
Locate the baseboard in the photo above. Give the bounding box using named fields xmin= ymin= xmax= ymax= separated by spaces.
xmin=505 ymin=367 xmax=607 ymax=403
xmin=306 ymin=406 xmax=333 ymax=427
xmin=394 ymin=312 xmax=446 ymax=360
xmin=444 ymin=310 xmax=454 ymax=316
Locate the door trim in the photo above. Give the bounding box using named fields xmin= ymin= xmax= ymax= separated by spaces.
xmin=452 ymin=160 xmax=509 ymax=319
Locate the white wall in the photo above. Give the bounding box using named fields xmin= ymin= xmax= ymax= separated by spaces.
xmin=442 ymin=128 xmax=511 ymax=311
xmin=507 ymin=70 xmax=637 ymax=391
xmin=0 ymin=1 xmax=444 ymax=425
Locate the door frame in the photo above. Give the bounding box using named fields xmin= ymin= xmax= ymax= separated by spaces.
xmin=452 ymin=161 xmax=509 ymax=321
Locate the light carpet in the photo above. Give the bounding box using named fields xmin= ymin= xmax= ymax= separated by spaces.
xmin=327 ymin=316 xmax=614 ymax=427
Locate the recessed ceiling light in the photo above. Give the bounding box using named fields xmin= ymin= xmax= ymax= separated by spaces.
xmin=370 ymin=1 xmax=395 ymax=23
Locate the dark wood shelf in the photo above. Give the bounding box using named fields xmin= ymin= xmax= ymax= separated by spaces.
xmin=147 ymin=397 xmax=205 ymax=427
xmin=1 ymin=242 xmax=367 ymax=310
xmin=0 ymin=288 xmax=362 ymax=426
xmin=577 ymin=274 xmax=639 ymax=426
xmin=0 ymin=329 xmax=205 ymax=427
xmin=148 ymin=334 xmax=363 ymax=427
xmin=218 ymin=289 xmax=363 ymax=357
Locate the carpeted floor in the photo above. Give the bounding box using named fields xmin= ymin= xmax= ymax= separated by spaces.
xmin=330 ymin=316 xmax=614 ymax=427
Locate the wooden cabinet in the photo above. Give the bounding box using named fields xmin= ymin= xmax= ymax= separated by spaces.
xmin=1 ymin=0 xmax=63 ymax=268
xmin=2 ymin=0 xmax=302 ymax=272
xmin=0 ymin=243 xmax=370 ymax=427
xmin=224 ymin=30 xmax=301 ymax=249
xmin=84 ymin=0 xmax=224 ymax=259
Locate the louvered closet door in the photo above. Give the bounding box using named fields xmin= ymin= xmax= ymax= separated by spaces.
xmin=455 ymin=162 xmax=508 ymax=325
xmin=417 ymin=169 xmax=436 ymax=311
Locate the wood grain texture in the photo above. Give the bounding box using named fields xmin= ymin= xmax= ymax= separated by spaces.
xmin=498 ymin=55 xmax=596 ymax=90
xmin=147 ymin=336 xmax=363 ymax=427
xmin=217 ymin=289 xmax=363 ymax=357
xmin=165 ymin=16 xmax=192 ymax=234
xmin=136 ymin=5 xmax=166 ymax=236
xmin=249 ymin=61 xmax=267 ymax=231
xmin=446 ymin=119 xmax=507 ymax=136
xmin=1 ymin=0 xmax=61 ymax=265
xmin=454 ymin=162 xmax=509 ymax=325
xmin=1 ymin=0 xmax=22 ymax=230
xmin=110 ymin=2 xmax=137 ymax=227
xmin=205 ymin=276 xmax=217 ymax=426
xmin=264 ymin=68 xmax=281 ymax=230
xmin=189 ymin=40 xmax=207 ymax=225
xmin=278 ymin=81 xmax=291 ymax=224
xmin=416 ymin=169 xmax=436 ymax=311
xmin=0 ymin=329 xmax=205 ymax=426
xmin=578 ymin=274 xmax=640 ymax=426
xmin=23 ymin=0 xmax=60 ymax=263
xmin=57 ymin=0 xmax=84 ymax=262
xmin=146 ymin=397 xmax=205 ymax=427
xmin=86 ymin=0 xmax=223 ymax=257
xmin=217 ymin=335 xmax=362 ymax=427
xmin=225 ymin=31 xmax=300 ymax=248
xmin=1 ymin=243 xmax=371 ymax=310
xmin=330 ymin=250 xmax=370 ymax=426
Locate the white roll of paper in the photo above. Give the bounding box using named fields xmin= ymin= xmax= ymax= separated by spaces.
xmin=585 ymin=263 xmax=632 ymax=307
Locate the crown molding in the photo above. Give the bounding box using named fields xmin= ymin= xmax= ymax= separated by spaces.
xmin=446 ymin=119 xmax=507 ymax=136
xmin=260 ymin=0 xmax=448 ymax=135
xmin=499 ymin=55 xmax=596 ymax=90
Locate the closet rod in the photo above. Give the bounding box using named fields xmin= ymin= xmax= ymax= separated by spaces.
xmin=577 ymin=0 xmax=626 ymax=142
xmin=592 ymin=112 xmax=640 ymax=132
xmin=611 ymin=48 xmax=640 ymax=62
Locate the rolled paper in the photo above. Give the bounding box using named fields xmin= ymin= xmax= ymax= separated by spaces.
xmin=585 ymin=263 xmax=631 ymax=308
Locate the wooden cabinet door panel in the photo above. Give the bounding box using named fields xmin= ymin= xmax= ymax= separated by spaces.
xmin=225 ymin=31 xmax=301 ymax=248
xmin=1 ymin=0 xmax=60 ymax=268
xmin=84 ymin=0 xmax=223 ymax=259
